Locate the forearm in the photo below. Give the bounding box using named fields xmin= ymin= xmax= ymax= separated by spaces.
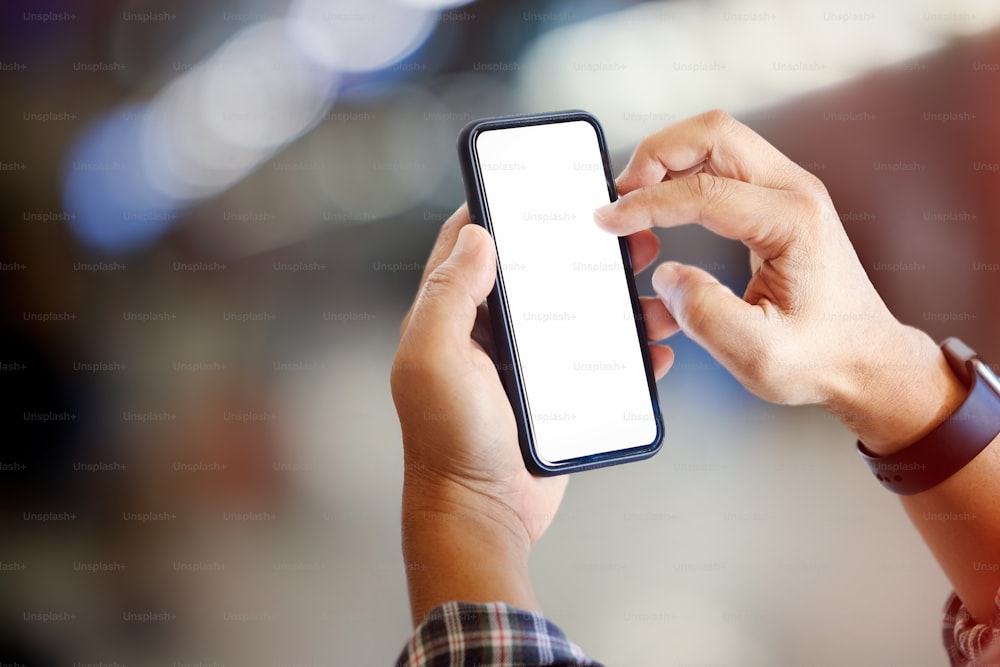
xmin=401 ymin=479 xmax=540 ymax=626
xmin=829 ymin=326 xmax=1000 ymax=622
xmin=901 ymin=439 xmax=1000 ymax=623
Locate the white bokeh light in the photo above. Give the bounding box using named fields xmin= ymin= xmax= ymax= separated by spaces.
xmin=393 ymin=0 xmax=475 ymax=9
xmin=287 ymin=0 xmax=438 ymax=72
xmin=141 ymin=19 xmax=338 ymax=203
xmin=517 ymin=0 xmax=1000 ymax=152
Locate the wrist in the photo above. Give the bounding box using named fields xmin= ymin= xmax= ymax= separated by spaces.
xmin=824 ymin=326 xmax=966 ymax=456
xmin=401 ymin=476 xmax=537 ymax=625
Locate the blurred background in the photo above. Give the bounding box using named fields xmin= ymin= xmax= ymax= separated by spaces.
xmin=2 ymin=0 xmax=1000 ymax=664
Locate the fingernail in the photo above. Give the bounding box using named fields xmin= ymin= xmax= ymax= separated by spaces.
xmin=593 ymin=202 xmax=618 ymax=226
xmin=651 ymin=263 xmax=678 ymax=297
xmin=452 ymin=225 xmax=476 ymax=255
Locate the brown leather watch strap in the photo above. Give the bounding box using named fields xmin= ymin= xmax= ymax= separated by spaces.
xmin=857 ymin=338 xmax=1000 ymax=495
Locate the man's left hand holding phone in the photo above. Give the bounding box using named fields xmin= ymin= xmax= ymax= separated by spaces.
xmin=391 ymin=110 xmax=673 ymax=625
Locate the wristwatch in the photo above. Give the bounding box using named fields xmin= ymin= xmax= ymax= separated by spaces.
xmin=857 ymin=338 xmax=1000 ymax=495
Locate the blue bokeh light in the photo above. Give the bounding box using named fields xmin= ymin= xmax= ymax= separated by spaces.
xmin=62 ymin=104 xmax=180 ymax=253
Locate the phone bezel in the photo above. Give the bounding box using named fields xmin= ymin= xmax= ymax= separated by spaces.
xmin=457 ymin=110 xmax=664 ymax=475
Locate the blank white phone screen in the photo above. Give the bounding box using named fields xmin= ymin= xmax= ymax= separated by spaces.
xmin=475 ymin=119 xmax=659 ymax=464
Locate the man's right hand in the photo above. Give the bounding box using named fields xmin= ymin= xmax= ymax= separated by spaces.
xmin=594 ymin=110 xmax=964 ymax=455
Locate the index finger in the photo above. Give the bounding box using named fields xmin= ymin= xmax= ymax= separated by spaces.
xmin=616 ymin=109 xmax=825 ymax=197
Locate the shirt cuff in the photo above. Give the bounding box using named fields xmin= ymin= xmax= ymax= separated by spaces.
xmin=943 ymin=588 xmax=1000 ymax=666
xmin=396 ymin=600 xmax=602 ymax=667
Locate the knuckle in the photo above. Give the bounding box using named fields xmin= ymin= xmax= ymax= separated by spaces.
xmin=634 ymin=132 xmax=657 ymax=160
xmin=621 ymin=186 xmax=658 ymax=227
xmin=797 ymin=169 xmax=829 ymax=197
xmin=741 ymin=339 xmax=789 ymax=392
xmin=702 ymin=108 xmax=739 ymax=135
xmin=793 ymin=191 xmax=831 ymax=229
xmin=631 ymin=184 xmax=657 ymax=209
xmin=692 ymin=171 xmax=728 ymax=203
xmin=403 ymin=264 xmax=462 ymax=332
xmin=422 ymin=263 xmax=460 ymax=296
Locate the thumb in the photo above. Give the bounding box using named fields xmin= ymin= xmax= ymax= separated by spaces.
xmin=405 ymin=224 xmax=496 ymax=347
xmin=651 ymin=261 xmax=765 ymax=369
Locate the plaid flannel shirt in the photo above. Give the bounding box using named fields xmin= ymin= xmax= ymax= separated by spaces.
xmin=944 ymin=589 xmax=1000 ymax=666
xmin=397 ymin=590 xmax=1000 ymax=666
xmin=395 ymin=601 xmax=600 ymax=666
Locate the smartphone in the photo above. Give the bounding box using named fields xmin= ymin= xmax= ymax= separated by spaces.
xmin=457 ymin=110 xmax=663 ymax=475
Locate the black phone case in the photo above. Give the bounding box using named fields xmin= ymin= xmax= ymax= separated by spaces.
xmin=456 ymin=110 xmax=663 ymax=475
